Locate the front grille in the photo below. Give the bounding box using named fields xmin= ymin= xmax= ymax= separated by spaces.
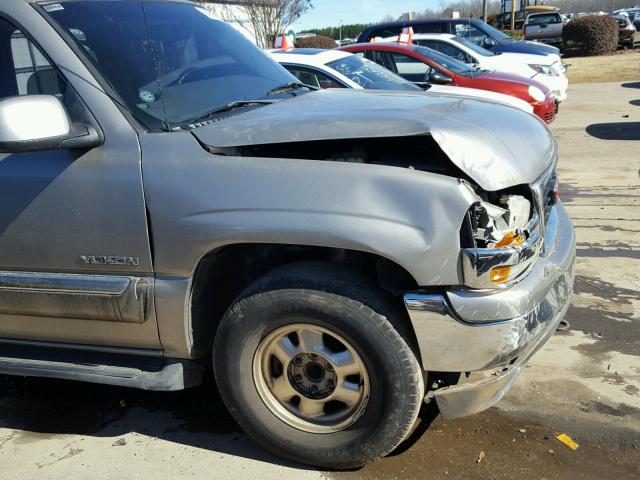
xmin=531 ymin=166 xmax=558 ymax=237
xmin=542 ymin=170 xmax=558 ymax=221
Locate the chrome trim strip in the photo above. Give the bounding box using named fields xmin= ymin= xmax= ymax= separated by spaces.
xmin=542 ymin=206 xmax=558 ymax=255
xmin=0 ymin=271 xmax=130 ymax=295
xmin=0 ymin=272 xmax=151 ymax=323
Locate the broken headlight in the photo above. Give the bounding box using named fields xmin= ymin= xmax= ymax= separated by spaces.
xmin=461 ymin=194 xmax=542 ymax=288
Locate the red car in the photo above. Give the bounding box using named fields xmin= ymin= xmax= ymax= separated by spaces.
xmin=340 ymin=42 xmax=556 ymax=123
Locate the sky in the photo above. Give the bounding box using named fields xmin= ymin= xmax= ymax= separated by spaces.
xmin=291 ymin=0 xmax=441 ymax=31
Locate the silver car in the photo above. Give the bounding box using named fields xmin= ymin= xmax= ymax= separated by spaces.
xmin=0 ymin=0 xmax=575 ymax=469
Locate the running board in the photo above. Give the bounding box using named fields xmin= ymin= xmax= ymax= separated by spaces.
xmin=0 ymin=344 xmax=203 ymax=391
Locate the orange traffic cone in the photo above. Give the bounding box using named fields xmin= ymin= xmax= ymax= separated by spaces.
xmin=397 ymin=27 xmax=414 ymax=45
xmin=274 ymin=34 xmax=293 ymax=49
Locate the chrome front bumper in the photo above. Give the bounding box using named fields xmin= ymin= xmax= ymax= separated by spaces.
xmin=404 ymin=204 xmax=576 ymax=420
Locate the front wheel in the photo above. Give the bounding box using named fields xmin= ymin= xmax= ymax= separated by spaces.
xmin=213 ymin=262 xmax=424 ymax=469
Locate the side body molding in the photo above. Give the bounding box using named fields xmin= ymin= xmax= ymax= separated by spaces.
xmin=0 ymin=271 xmax=150 ymax=323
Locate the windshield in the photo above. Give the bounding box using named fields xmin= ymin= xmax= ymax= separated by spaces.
xmin=476 ymin=22 xmax=512 ymax=41
xmin=326 ymin=55 xmax=420 ymax=91
xmin=44 ymin=1 xmax=298 ymax=130
xmin=413 ymin=46 xmax=476 ymax=76
xmin=451 ymin=36 xmax=495 ymax=57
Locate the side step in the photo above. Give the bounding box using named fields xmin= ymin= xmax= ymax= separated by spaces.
xmin=0 ymin=344 xmax=203 ymax=391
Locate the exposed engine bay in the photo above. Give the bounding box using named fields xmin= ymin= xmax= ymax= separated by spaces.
xmin=203 ymin=136 xmax=469 ymax=178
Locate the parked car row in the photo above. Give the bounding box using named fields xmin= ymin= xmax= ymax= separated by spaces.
xmin=273 ymin=25 xmax=567 ymax=123
xmin=388 ymin=33 xmax=568 ymax=102
xmin=357 ymin=18 xmax=561 ymax=56
xmin=271 ymin=48 xmax=535 ymax=112
xmin=0 ymin=0 xmax=576 ymax=471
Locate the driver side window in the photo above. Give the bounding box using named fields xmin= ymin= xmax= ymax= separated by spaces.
xmin=389 ymin=53 xmax=433 ymax=82
xmin=453 ymin=23 xmax=487 ymax=46
xmin=284 ymin=66 xmax=343 ymax=89
xmin=418 ymin=40 xmax=472 ymax=63
xmin=0 ymin=24 xmax=66 ymax=100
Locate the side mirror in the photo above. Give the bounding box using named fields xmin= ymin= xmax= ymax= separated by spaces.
xmin=0 ymin=95 xmax=102 ymax=154
xmin=483 ymin=37 xmax=497 ymax=48
xmin=429 ymin=71 xmax=454 ymax=85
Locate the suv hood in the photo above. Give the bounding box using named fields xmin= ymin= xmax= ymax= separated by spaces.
xmin=192 ymin=89 xmax=556 ymax=191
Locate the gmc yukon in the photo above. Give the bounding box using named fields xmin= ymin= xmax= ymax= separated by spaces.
xmin=0 ymin=0 xmax=575 ymax=469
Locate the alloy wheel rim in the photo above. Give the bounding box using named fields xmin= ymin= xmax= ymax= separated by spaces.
xmin=253 ymin=323 xmax=370 ymax=433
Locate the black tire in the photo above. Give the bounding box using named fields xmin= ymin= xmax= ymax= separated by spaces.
xmin=213 ymin=261 xmax=424 ymax=469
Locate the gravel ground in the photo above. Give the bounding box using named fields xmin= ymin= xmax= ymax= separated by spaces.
xmin=1 ymin=81 xmax=639 ymax=479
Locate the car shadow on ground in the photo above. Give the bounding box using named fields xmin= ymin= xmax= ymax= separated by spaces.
xmin=0 ymin=372 xmax=309 ymax=470
xmin=629 ymin=99 xmax=640 ymax=107
xmin=0 ymin=370 xmax=443 ymax=471
xmin=621 ymin=81 xmax=640 ymax=89
xmin=585 ymin=122 xmax=640 ymax=140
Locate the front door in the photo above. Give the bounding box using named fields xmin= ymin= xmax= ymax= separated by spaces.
xmin=0 ymin=8 xmax=159 ymax=350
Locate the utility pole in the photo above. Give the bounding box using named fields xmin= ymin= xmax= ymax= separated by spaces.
xmin=510 ymin=0 xmax=516 ymax=30
xmin=482 ymin=0 xmax=488 ymax=21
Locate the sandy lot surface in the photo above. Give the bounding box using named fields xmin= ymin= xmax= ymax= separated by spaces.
xmin=567 ymin=49 xmax=640 ymax=83
xmin=1 ymin=81 xmax=639 ymax=479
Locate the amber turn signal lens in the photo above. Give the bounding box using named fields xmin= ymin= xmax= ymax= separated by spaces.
xmin=494 ymin=231 xmax=524 ymax=248
xmin=490 ymin=266 xmax=511 ymax=284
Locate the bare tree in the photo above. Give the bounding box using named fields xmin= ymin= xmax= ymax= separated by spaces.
xmin=203 ymin=0 xmax=313 ymax=48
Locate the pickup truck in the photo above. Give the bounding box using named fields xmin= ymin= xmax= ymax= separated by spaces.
xmin=523 ymin=12 xmax=565 ymax=46
xmin=0 ymin=0 xmax=576 ymax=470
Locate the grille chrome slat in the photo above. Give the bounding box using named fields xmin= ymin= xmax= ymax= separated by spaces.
xmin=531 ymin=166 xmax=558 ymax=253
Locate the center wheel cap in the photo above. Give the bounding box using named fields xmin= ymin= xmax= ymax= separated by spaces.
xmin=288 ymin=353 xmax=336 ymax=399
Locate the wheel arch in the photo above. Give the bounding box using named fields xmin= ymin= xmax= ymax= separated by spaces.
xmin=187 ymin=243 xmax=421 ymax=361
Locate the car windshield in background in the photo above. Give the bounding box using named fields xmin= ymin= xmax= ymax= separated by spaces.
xmin=476 ymin=22 xmax=513 ymax=41
xmin=44 ymin=1 xmax=297 ymax=130
xmin=527 ymin=14 xmax=562 ymax=25
xmin=615 ymin=17 xmax=629 ymax=27
xmin=451 ymin=36 xmax=495 ymax=57
xmin=326 ymin=55 xmax=420 ymax=91
xmin=413 ymin=46 xmax=476 ymax=76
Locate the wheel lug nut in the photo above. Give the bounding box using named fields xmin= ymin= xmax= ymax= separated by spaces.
xmin=310 ymin=385 xmax=318 ymax=393
xmin=326 ymin=379 xmax=334 ymax=388
xmin=309 ymin=353 xmax=318 ymax=360
xmin=294 ymin=374 xmax=302 ymax=382
xmin=325 ymin=363 xmax=334 ymax=372
xmin=294 ymin=357 xmax=303 ymax=366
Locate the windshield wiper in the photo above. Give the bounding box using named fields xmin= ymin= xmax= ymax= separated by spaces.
xmin=185 ymin=99 xmax=277 ymax=126
xmin=266 ymin=82 xmax=312 ymax=96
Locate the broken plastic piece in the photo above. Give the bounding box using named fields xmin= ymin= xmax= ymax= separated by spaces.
xmin=556 ymin=433 xmax=579 ymax=450
xmin=476 ymin=450 xmax=485 ymax=463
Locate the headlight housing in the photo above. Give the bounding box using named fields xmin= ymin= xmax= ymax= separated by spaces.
xmin=460 ymin=193 xmax=542 ymax=288
xmin=528 ymin=64 xmax=559 ymax=77
xmin=528 ymin=85 xmax=547 ymax=102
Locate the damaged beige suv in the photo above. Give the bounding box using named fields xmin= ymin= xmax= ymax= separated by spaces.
xmin=0 ymin=0 xmax=575 ymax=469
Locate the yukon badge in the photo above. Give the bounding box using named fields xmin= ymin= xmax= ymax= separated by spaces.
xmin=80 ymin=255 xmax=140 ymax=266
